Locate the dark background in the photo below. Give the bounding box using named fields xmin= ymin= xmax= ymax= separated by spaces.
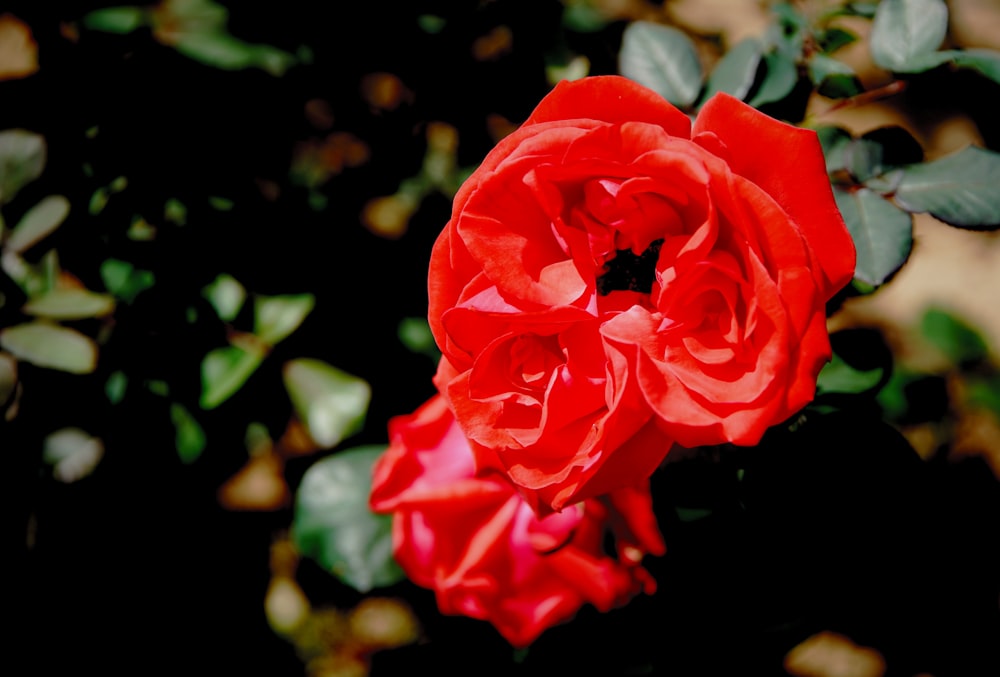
xmin=6 ymin=2 xmax=1000 ymax=675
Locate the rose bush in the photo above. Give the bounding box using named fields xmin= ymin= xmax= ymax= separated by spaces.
xmin=369 ymin=394 xmax=664 ymax=648
xmin=428 ymin=75 xmax=856 ymax=513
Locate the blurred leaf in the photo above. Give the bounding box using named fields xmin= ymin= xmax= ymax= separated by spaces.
xmin=619 ymin=21 xmax=703 ymax=108
xmin=703 ymin=38 xmax=763 ymax=102
xmin=562 ymin=1 xmax=608 ymax=33
xmin=768 ymin=2 xmax=807 ymax=58
xmin=892 ymin=146 xmax=1000 ymax=228
xmin=920 ymin=307 xmax=988 ymax=365
xmin=173 ymin=32 xmax=295 ymax=76
xmin=82 ymin=7 xmax=147 ymax=33
xmin=398 ymin=317 xmax=439 ymax=361
xmin=417 ymin=14 xmax=446 ymax=34
xmin=833 ymin=187 xmax=912 ymax=286
xmin=208 ymin=195 xmax=233 ymax=210
xmin=88 ymin=187 xmax=108 ymax=215
xmin=292 ymin=445 xmax=403 ymax=592
xmin=5 ymin=195 xmax=70 ymax=253
xmin=748 ymin=51 xmax=798 ymax=107
xmin=817 ymin=126 xmax=853 ymax=174
xmin=100 ymin=258 xmax=155 ymax=303
xmin=146 ymin=379 xmax=170 ymax=397
xmin=200 ymin=343 xmax=265 ymax=409
xmin=0 ymin=128 xmax=45 ymax=205
xmin=966 ymin=375 xmax=1000 ymax=417
xmin=808 ymin=54 xmax=862 ymax=98
xmin=816 ymin=351 xmax=885 ymax=395
xmin=254 ymin=293 xmax=315 ymax=345
xmin=0 ymin=352 xmax=17 ymax=407
xmin=0 ymin=322 xmax=98 ymax=373
xmin=283 ymin=358 xmax=370 ymax=449
xmin=23 ymin=288 xmax=115 ymax=319
xmin=870 ymin=0 xmax=948 ymax=72
xmin=844 ymin=137 xmax=885 ymax=183
xmin=203 ymin=273 xmax=246 ymax=322
xmin=164 ymin=197 xmax=187 ymax=225
xmin=171 ymin=402 xmax=206 ymax=463
xmin=818 ymin=27 xmax=857 ymax=54
xmin=43 ymin=427 xmax=104 ymax=483
xmin=106 ymin=370 xmax=127 ymax=404
xmin=950 ymin=48 xmax=1000 ymax=85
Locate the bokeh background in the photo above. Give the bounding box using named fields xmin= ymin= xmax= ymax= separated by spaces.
xmin=6 ymin=1 xmax=1000 ymax=675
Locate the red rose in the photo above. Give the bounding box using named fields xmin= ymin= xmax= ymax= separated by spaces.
xmin=369 ymin=394 xmax=664 ymax=648
xmin=428 ymin=76 xmax=855 ymax=513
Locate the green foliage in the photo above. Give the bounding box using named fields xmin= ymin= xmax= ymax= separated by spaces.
xmin=0 ymin=322 xmax=98 ymax=374
xmin=23 ymin=288 xmax=115 ymax=320
xmin=283 ymin=358 xmax=371 ymax=449
xmin=703 ymin=38 xmax=764 ymax=103
xmin=200 ymin=344 xmax=266 ymax=410
xmin=292 ymin=445 xmax=403 ymax=592
xmin=171 ymin=402 xmax=207 ymax=464
xmin=81 ymin=0 xmax=297 ymax=76
xmin=833 ymin=187 xmax=912 ymax=286
xmin=618 ymin=21 xmax=702 ymax=108
xmin=921 ymin=307 xmax=989 ymax=366
xmin=816 ymin=350 xmax=886 ymax=395
xmin=100 ymin=259 xmax=156 ymax=303
xmin=254 ymin=293 xmax=316 ymax=346
xmin=870 ymin=0 xmax=949 ymax=72
xmin=4 ymin=195 xmax=69 ymax=253
xmin=892 ymin=147 xmax=1000 ymax=228
xmin=0 ymin=129 xmax=46 ymax=206
xmin=202 ymin=273 xmax=246 ymax=322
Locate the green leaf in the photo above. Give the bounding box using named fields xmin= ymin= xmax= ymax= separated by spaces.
xmin=200 ymin=344 xmax=265 ymax=409
xmin=106 ymin=370 xmax=128 ymax=404
xmin=0 ymin=322 xmax=98 ymax=373
xmin=171 ymin=402 xmax=207 ymax=464
xmin=254 ymin=293 xmax=315 ymax=346
xmin=870 ymin=0 xmax=948 ymax=72
xmin=292 ymin=445 xmax=403 ymax=592
xmin=283 ymin=358 xmax=371 ymax=448
xmin=844 ymin=137 xmax=886 ymax=183
xmin=82 ymin=7 xmax=147 ymax=33
xmin=619 ymin=21 xmax=703 ymax=108
xmin=703 ymin=38 xmax=763 ymax=102
xmin=0 ymin=352 xmax=17 ymax=409
xmin=892 ymin=146 xmax=1000 ymax=228
xmin=562 ymin=1 xmax=609 ymax=33
xmin=23 ymin=288 xmax=115 ymax=319
xmin=43 ymin=427 xmax=104 ymax=483
xmin=0 ymin=129 xmax=46 ymax=206
xmin=173 ymin=32 xmax=295 ymax=76
xmin=398 ymin=317 xmax=439 ymax=361
xmin=100 ymin=259 xmax=155 ymax=303
xmin=808 ymin=54 xmax=863 ymax=98
xmin=920 ymin=307 xmax=988 ymax=365
xmin=816 ymin=351 xmax=885 ymax=395
xmin=818 ymin=27 xmax=858 ymax=54
xmin=5 ymin=195 xmax=70 ymax=254
xmin=834 ymin=187 xmax=912 ymax=286
xmin=950 ymin=48 xmax=1000 ymax=84
xmin=748 ymin=51 xmax=798 ymax=107
xmin=817 ymin=126 xmax=853 ymax=174
xmin=965 ymin=375 xmax=1000 ymax=417
xmin=202 ymin=273 xmax=246 ymax=322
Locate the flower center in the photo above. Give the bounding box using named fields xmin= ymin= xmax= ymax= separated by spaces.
xmin=596 ymin=239 xmax=663 ymax=295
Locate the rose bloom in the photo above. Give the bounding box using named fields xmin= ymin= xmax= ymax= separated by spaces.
xmin=369 ymin=394 xmax=664 ymax=648
xmin=429 ymin=75 xmax=855 ymax=513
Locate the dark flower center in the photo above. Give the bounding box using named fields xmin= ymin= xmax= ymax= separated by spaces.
xmin=596 ymin=239 xmax=663 ymax=295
